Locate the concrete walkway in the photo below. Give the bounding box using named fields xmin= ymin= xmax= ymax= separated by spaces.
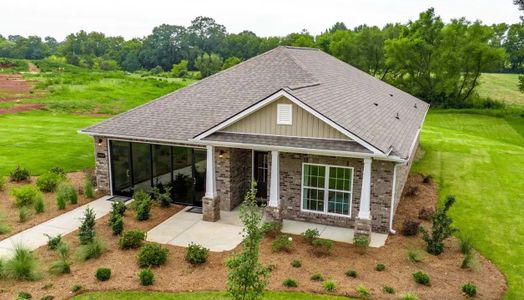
xmin=282 ymin=220 xmax=388 ymax=248
xmin=0 ymin=196 xmax=113 ymax=259
xmin=147 ymin=207 xmax=244 ymax=252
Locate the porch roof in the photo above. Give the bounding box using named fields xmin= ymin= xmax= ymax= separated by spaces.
xmin=203 ymin=132 xmax=372 ymax=154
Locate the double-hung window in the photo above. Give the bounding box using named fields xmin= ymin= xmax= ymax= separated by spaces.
xmin=302 ymin=163 xmax=353 ymax=216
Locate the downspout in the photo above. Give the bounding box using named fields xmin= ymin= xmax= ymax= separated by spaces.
xmin=389 ymin=163 xmax=403 ymax=234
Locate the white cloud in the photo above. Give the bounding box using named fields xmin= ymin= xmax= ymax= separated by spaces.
xmin=1 ymin=0 xmax=520 ymax=40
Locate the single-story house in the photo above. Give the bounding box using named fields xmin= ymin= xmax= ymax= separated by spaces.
xmin=81 ymin=46 xmax=429 ymax=236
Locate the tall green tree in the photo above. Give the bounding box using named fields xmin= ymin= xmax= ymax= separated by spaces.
xmin=188 ymin=16 xmax=226 ymax=54
xmin=139 ymin=24 xmax=188 ymax=70
xmin=195 ymin=53 xmax=223 ymax=78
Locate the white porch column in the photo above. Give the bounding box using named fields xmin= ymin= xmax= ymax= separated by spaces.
xmin=205 ymin=145 xmax=217 ymax=199
xmin=358 ymin=158 xmax=372 ymax=220
xmin=268 ymin=150 xmax=280 ymax=207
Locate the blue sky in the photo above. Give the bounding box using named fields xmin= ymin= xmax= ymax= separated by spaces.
xmin=1 ymin=0 xmax=521 ymax=40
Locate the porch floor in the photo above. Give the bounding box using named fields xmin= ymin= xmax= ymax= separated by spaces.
xmin=147 ymin=207 xmax=388 ymax=252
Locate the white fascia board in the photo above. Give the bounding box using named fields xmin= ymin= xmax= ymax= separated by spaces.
xmin=190 ymin=139 xmax=405 ymax=163
xmin=193 ymin=89 xmax=383 ymax=155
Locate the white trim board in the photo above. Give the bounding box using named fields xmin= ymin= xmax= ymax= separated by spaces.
xmin=193 ymin=90 xmax=383 ymax=155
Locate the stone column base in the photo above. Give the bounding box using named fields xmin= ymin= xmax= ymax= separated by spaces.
xmin=265 ymin=206 xmax=282 ymax=223
xmin=202 ymin=196 xmax=220 ymax=222
xmin=354 ymin=218 xmax=372 ymax=238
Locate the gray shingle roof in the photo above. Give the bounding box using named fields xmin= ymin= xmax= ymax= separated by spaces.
xmin=82 ymin=46 xmax=428 ymax=159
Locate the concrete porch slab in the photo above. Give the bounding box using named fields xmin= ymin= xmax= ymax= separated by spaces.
xmin=147 ymin=207 xmax=244 ymax=252
xmin=281 ymin=219 xmax=388 ymax=248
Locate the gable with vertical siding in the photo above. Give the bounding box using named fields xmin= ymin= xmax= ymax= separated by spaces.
xmin=221 ymin=97 xmax=350 ymax=140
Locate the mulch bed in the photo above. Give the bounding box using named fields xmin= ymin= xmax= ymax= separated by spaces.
xmin=0 ymin=172 xmax=99 ymax=241
xmin=0 ymin=174 xmax=507 ymax=299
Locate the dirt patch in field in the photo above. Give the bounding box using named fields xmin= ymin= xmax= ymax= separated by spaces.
xmin=27 ymin=63 xmax=40 ymax=74
xmin=0 ymin=174 xmax=507 ymax=299
xmin=0 ymin=172 xmax=98 ymax=241
xmin=0 ymin=103 xmax=45 ymax=115
xmin=0 ymin=74 xmax=33 ymax=100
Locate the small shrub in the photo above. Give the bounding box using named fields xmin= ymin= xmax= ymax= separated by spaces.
xmin=111 ymin=201 xmax=127 ymax=216
xmin=111 ymin=214 xmax=124 ymax=236
xmin=36 ymin=172 xmax=61 ymax=192
xmin=152 ymin=187 xmax=171 ymax=208
xmin=311 ymin=239 xmax=333 ymax=256
xmin=401 ymin=219 xmax=421 ymax=236
xmin=0 ymin=217 xmax=10 ymax=234
xmin=353 ymin=235 xmax=369 ymax=254
xmin=139 ymin=269 xmax=155 ymax=286
xmin=461 ymin=251 xmax=477 ymax=269
xmin=420 ymin=196 xmax=456 ymax=256
xmin=3 ymin=244 xmax=40 ymax=281
xmin=261 ymin=221 xmax=282 ymax=237
xmin=418 ymin=207 xmax=434 ymax=220
xmin=95 ymin=267 xmax=111 ymax=281
xmin=345 ymin=269 xmax=357 ymax=278
xmin=0 ymin=176 xmax=6 ymax=191
xmin=119 ymin=230 xmax=146 ymax=249
xmin=10 ymin=166 xmax=30 ymax=182
xmin=133 ymin=190 xmax=152 ymax=221
xmin=459 ymin=234 xmax=474 ymax=255
xmin=41 ymin=295 xmax=54 ymax=300
xmin=78 ymin=207 xmax=96 ymax=245
xmin=356 ymin=284 xmax=371 ymax=299
xmin=399 ymin=293 xmax=419 ymax=300
xmin=383 ymin=285 xmax=395 ymax=294
xmin=16 ymin=291 xmax=32 ymax=299
xmin=282 ymin=278 xmax=297 ymax=288
xmin=19 ymin=207 xmax=30 ymax=223
xmin=185 ymin=243 xmax=209 ymax=265
xmin=56 ymin=194 xmax=66 ymax=210
xmin=76 ymin=238 xmax=105 ymax=261
xmin=44 ymin=234 xmax=62 ymax=250
xmin=56 ymin=183 xmax=77 ymax=205
xmin=310 ymin=273 xmax=324 ymax=281
xmin=462 ymin=283 xmax=477 ymax=297
xmin=71 ymin=284 xmax=82 ymax=293
xmin=290 ymin=259 xmax=302 ymax=268
xmin=84 ymin=177 xmax=95 ymax=199
xmin=301 ymin=228 xmax=320 ymax=244
xmin=375 ymin=263 xmax=386 ymax=271
xmin=49 ymin=245 xmax=71 ymax=276
xmin=137 ymin=244 xmax=169 ymax=268
xmin=272 ymin=234 xmax=293 ymax=252
xmin=12 ymin=186 xmax=41 ymax=207
xmin=323 ymin=279 xmax=336 ymax=292
xmin=33 ymin=196 xmax=45 ymax=214
xmin=49 ymin=166 xmax=65 ymax=177
xmin=407 ymin=248 xmax=424 ymax=263
xmin=422 ymin=175 xmax=433 ymax=184
xmin=405 ymin=186 xmax=420 ymax=197
xmin=412 ymin=271 xmax=430 ymax=286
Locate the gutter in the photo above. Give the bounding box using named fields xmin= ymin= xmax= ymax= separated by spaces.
xmin=389 ymin=162 xmax=403 ymax=234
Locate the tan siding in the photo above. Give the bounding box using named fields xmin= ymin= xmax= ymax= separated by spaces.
xmin=222 ymin=97 xmax=350 ymax=140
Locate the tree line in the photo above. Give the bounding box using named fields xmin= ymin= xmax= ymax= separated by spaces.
xmin=0 ymin=9 xmax=522 ymax=107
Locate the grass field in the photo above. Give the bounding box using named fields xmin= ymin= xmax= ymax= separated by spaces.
xmin=412 ymin=111 xmax=524 ymax=299
xmin=0 ymin=111 xmax=106 ymax=176
xmin=478 ymin=73 xmax=523 ymax=106
xmin=72 ymin=291 xmax=350 ymax=300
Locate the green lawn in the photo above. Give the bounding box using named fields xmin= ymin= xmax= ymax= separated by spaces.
xmin=478 ymin=73 xmax=523 ymax=106
xmin=72 ymin=291 xmax=349 ymax=300
xmin=0 ymin=111 xmax=106 ymax=176
xmin=412 ymin=111 xmax=524 ymax=299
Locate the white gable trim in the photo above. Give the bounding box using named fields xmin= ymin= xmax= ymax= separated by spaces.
xmin=194 ymin=90 xmax=383 ymax=154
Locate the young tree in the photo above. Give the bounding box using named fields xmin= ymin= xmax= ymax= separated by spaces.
xmin=171 ymin=59 xmax=189 ymax=77
xmin=78 ymin=207 xmax=96 ymax=245
xmin=226 ymin=182 xmax=269 ymax=300
xmin=419 ymin=196 xmax=457 ymax=255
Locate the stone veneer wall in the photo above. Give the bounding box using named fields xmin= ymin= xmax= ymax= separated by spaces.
xmin=93 ymin=136 xmax=110 ymax=194
xmin=215 ymin=147 xmax=252 ymax=211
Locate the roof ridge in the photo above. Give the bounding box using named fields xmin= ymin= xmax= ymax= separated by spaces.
xmin=282 ymin=46 xmax=321 ymax=51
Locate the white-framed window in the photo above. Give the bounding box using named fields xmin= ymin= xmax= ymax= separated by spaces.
xmin=301 ymin=163 xmax=353 ymax=217
xmin=277 ymin=104 xmax=292 ymax=125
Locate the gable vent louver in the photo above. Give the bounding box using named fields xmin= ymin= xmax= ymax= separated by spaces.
xmin=277 ymin=104 xmax=293 ymax=125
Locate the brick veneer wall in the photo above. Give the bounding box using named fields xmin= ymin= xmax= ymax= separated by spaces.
xmin=93 ymin=136 xmax=110 ymax=194
xmin=277 ymin=152 xmax=400 ymax=234
xmin=215 ymin=147 xmax=252 ymax=211
xmin=392 ymin=137 xmax=420 ymax=215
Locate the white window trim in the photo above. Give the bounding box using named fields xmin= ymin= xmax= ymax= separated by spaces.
xmin=300 ymin=162 xmax=354 ymax=218
xmin=276 ymin=103 xmax=293 ymax=125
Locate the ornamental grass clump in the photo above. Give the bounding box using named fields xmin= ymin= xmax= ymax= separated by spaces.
xmin=3 ymin=244 xmax=40 ymax=281
xmin=56 ymin=183 xmax=78 ymax=206
xmin=76 ymin=238 xmax=105 ymax=261
xmin=33 ymin=196 xmax=45 ymax=213
xmin=226 ymin=182 xmax=269 ymax=300
xmin=49 ymin=242 xmax=71 ymax=275
xmin=272 ymin=234 xmax=293 ymax=252
xmin=323 ymin=280 xmax=336 ymax=292
xmin=419 ymin=195 xmax=456 ymax=255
